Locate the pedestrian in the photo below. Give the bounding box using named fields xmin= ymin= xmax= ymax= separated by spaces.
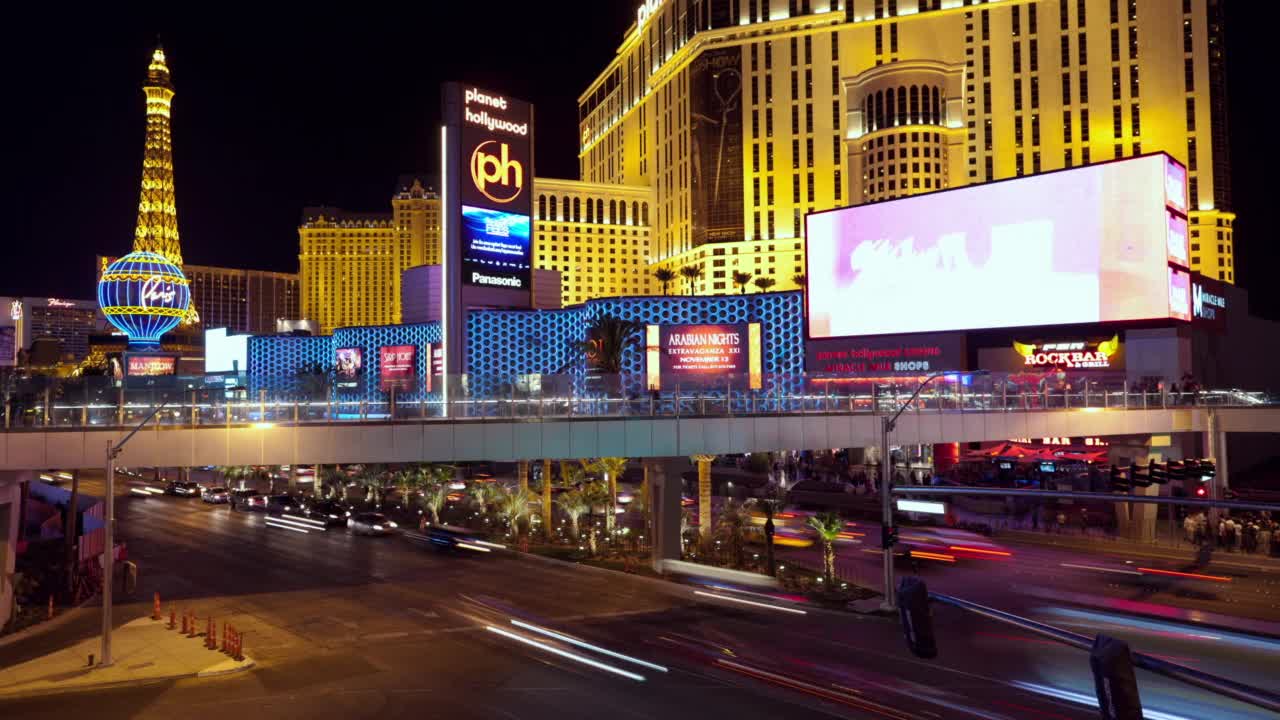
xmin=1183 ymin=513 xmax=1196 ymax=544
xmin=1079 ymin=508 xmax=1089 ymax=536
xmin=1225 ymin=519 xmax=1237 ymax=552
xmin=1056 ymin=511 xmax=1066 ymax=534
xmin=1031 ymin=504 xmax=1040 ymax=531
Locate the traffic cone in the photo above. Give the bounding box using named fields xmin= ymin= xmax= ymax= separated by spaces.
xmin=168 ymin=606 xmax=176 ymax=630
xmin=181 ymin=610 xmax=188 ymax=635
xmin=153 ymin=592 xmax=161 ymax=621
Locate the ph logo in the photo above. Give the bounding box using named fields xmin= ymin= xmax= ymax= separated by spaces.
xmin=470 ymin=140 xmax=524 ymax=203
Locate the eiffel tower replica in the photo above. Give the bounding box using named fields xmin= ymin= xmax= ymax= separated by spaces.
xmin=131 ymin=43 xmax=198 ymax=325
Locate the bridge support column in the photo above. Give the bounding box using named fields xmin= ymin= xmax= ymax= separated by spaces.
xmin=541 ymin=459 xmax=553 ymax=540
xmin=1205 ymin=409 xmax=1229 ymax=522
xmin=517 ymin=461 xmax=529 ymax=495
xmin=692 ymin=454 xmax=716 ymax=541
xmin=1 ymin=471 xmax=34 ymax=631
xmin=288 ymin=464 xmax=299 ymax=491
xmin=649 ymin=460 xmax=683 ymax=573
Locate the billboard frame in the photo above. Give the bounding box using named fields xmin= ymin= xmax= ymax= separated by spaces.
xmin=802 ymin=151 xmax=1190 ymax=344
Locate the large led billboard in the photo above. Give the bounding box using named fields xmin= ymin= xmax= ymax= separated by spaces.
xmin=452 ymin=85 xmax=534 ymax=292
xmin=806 ymin=154 xmax=1191 ymax=339
xmin=461 ymin=206 xmax=531 ymax=289
xmin=645 ymin=323 xmax=762 ymax=390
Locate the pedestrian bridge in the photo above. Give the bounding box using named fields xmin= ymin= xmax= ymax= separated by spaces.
xmin=1 ymin=388 xmax=1276 ymax=471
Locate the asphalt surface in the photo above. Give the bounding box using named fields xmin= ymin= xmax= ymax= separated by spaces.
xmin=1 ymin=472 xmax=1274 ymax=719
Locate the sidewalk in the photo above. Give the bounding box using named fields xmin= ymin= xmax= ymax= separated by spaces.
xmin=994 ymin=527 xmax=1280 ymax=570
xmin=0 ymin=616 xmax=254 ymax=699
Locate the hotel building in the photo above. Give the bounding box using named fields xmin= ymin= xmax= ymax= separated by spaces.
xmin=578 ymin=0 xmax=1235 ymax=291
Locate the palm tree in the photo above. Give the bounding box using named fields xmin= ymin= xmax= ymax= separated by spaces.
xmin=586 ymin=457 xmax=628 ymax=540
xmin=393 ymin=468 xmax=424 ymax=509
xmin=732 ymin=271 xmax=753 ymax=294
xmin=421 ymin=482 xmax=449 ymax=525
xmin=753 ymin=276 xmax=777 ymax=293
xmin=497 ymin=487 xmax=534 ymax=540
xmin=678 ymin=264 xmax=703 ymax=295
xmin=262 ymin=465 xmax=283 ymax=494
xmin=807 ymin=512 xmax=844 ymax=587
xmin=557 ymin=489 xmax=589 ymax=541
xmin=715 ymin=501 xmax=751 ymax=568
xmin=319 ymin=466 xmax=347 ymax=500
xmin=574 ymin=314 xmax=643 ymax=375
xmin=356 ymin=465 xmax=388 ymax=506
xmin=653 ymin=267 xmax=677 ymax=295
xmin=469 ymin=481 xmax=499 ymax=527
xmin=792 ymin=273 xmax=807 ymax=288
xmin=582 ymin=480 xmax=612 ymax=555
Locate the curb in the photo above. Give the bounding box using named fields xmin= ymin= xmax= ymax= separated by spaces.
xmin=0 ymin=595 xmax=99 ymax=650
xmin=0 ymin=658 xmax=255 ymax=701
xmin=509 ymin=548 xmax=886 ymax=622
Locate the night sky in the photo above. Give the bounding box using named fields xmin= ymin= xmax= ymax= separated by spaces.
xmin=5 ymin=3 xmax=1274 ymax=318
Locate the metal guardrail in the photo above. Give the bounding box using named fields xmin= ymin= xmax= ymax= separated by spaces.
xmin=928 ymin=590 xmax=1280 ymax=715
xmin=893 ymin=486 xmax=1280 ymax=513
xmin=1 ymin=371 xmax=1271 ymax=432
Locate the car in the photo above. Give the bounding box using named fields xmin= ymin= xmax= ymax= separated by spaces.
xmin=264 ymin=494 xmax=302 ymax=515
xmin=302 ymin=500 xmax=351 ymax=527
xmin=231 ymin=489 xmax=263 ymax=511
xmin=201 ymin=486 xmax=230 ymax=504
xmin=165 ymin=480 xmax=201 ymax=497
xmin=348 ymin=512 xmax=397 ymax=536
xmin=423 ymin=524 xmax=493 ymax=553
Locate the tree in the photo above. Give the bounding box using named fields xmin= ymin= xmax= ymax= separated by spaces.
xmin=318 ymin=465 xmax=347 ymax=499
xmin=498 ymin=487 xmax=534 ymax=540
xmin=753 ymin=276 xmax=777 ymax=293
xmin=792 ymin=273 xmax=807 ymax=288
xmin=556 ymin=489 xmax=589 ymax=541
xmin=469 ymin=481 xmax=499 ymax=527
xmin=732 ymin=271 xmax=753 ymax=294
xmin=356 ymin=464 xmax=389 ymax=505
xmin=421 ymin=482 xmax=450 ymax=525
xmin=294 ymin=361 xmax=333 ymax=400
xmin=586 ymin=457 xmax=628 ymax=540
xmin=393 ymin=468 xmax=424 ymax=509
xmin=574 ymin=314 xmax=643 ymax=375
xmin=807 ymin=512 xmax=844 ymax=587
xmin=715 ymin=500 xmax=751 ymax=568
xmin=653 ymin=267 xmax=677 ymax=295
xmin=581 ymin=480 xmax=612 ymax=556
xmin=678 ymin=264 xmax=703 ymax=295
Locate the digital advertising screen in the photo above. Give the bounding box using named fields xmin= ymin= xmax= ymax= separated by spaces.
xmin=125 ymin=354 xmax=176 ymax=377
xmin=335 ymin=347 xmax=362 ymax=389
xmin=805 ymin=333 xmax=965 ymax=375
xmin=646 ymin=323 xmax=762 ymax=390
xmin=378 ymin=344 xmax=417 ymax=392
xmin=806 ymin=154 xmax=1191 ymax=339
xmin=461 ymin=205 xmax=531 ymax=290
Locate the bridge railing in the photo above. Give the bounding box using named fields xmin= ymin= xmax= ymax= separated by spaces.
xmin=1 ymin=372 xmax=1270 ymax=431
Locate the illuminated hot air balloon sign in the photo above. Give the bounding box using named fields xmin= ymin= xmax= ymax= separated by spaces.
xmin=97 ymin=251 xmax=191 ymax=348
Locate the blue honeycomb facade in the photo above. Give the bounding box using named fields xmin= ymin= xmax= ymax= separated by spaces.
xmin=248 ymin=323 xmax=441 ymax=400
xmin=466 ymin=292 xmax=804 ymax=397
xmin=248 ymin=292 xmax=803 ymax=401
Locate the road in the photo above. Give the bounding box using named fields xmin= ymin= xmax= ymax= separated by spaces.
xmin=0 ymin=473 xmax=1270 ymax=719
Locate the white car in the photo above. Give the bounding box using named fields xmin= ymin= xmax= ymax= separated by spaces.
xmin=201 ymin=486 xmax=230 ymax=504
xmin=348 ymin=512 xmax=398 ymax=536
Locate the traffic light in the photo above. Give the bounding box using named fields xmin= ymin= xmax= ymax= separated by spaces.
xmin=881 ymin=525 xmax=899 ymax=550
xmin=1109 ymin=464 xmax=1130 ymax=491
xmin=1089 ymin=634 xmax=1144 ymax=720
xmin=1166 ymin=460 xmax=1186 ymax=482
xmin=1147 ymin=460 xmax=1169 ymax=484
xmin=897 ymin=576 xmax=938 ymax=659
xmin=1194 ymin=484 xmax=1209 ymax=498
xmin=1129 ymin=463 xmax=1152 ymax=488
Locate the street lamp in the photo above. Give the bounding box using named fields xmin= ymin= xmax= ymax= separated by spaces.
xmin=101 ymin=400 xmax=167 ymax=667
xmin=879 ymin=371 xmax=987 ymax=611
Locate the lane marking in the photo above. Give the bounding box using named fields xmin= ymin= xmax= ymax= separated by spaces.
xmin=1059 ymin=563 xmax=1142 ymax=576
